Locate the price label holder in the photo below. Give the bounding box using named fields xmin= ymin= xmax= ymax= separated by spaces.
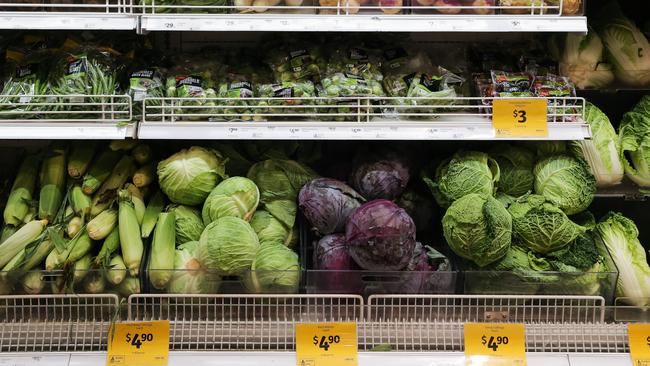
xmin=295 ymin=322 xmax=358 ymax=366
xmin=492 ymin=99 xmax=548 ymax=138
xmin=464 ymin=323 xmax=527 ymax=366
xmin=106 ymin=320 xmax=170 ymax=366
xmin=628 ymin=323 xmax=650 ymax=365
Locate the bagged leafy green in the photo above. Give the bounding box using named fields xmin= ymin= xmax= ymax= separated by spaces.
xmin=0 ymin=48 xmax=51 ymax=117
xmin=256 ymin=81 xmax=316 ymax=118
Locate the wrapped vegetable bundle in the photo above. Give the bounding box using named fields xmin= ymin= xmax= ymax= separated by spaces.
xmin=256 ymin=81 xmax=316 ymax=119
xmin=316 ymin=72 xmax=385 ymax=122
xmin=0 ymin=49 xmax=51 ymax=117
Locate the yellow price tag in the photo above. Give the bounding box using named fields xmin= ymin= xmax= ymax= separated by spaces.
xmin=464 ymin=323 xmax=527 ymax=366
xmin=492 ymin=99 xmax=548 ymax=138
xmin=295 ymin=322 xmax=358 ymax=366
xmin=628 ymin=324 xmax=650 ymax=365
xmin=106 ymin=320 xmax=170 ymax=366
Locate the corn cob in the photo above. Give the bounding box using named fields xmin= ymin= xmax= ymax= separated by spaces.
xmin=23 ymin=238 xmax=54 ymax=271
xmin=141 ymin=189 xmax=165 ymax=239
xmin=68 ymin=142 xmax=96 ymax=179
xmin=3 ymin=155 xmax=39 ymax=226
xmin=132 ymin=144 xmax=152 ymax=165
xmin=82 ymin=150 xmax=121 ymax=195
xmin=148 ymin=212 xmax=176 ymax=290
xmin=109 ymin=140 xmax=139 ymax=152
xmin=70 ymin=185 xmax=92 ymax=219
xmin=38 ymin=145 xmax=66 ymax=222
xmin=95 ymin=226 xmax=120 ymax=266
xmin=84 ymin=273 xmax=106 ymax=293
xmin=132 ymin=164 xmax=155 ymax=188
xmin=67 ymin=216 xmax=83 ymax=238
xmin=118 ymin=189 xmax=144 ymax=276
xmin=126 ymin=184 xmax=145 ymax=225
xmin=2 ymin=249 xmax=25 ymax=272
xmin=0 ymin=225 xmax=19 ymax=244
xmin=45 ymin=249 xmax=63 ymax=271
xmin=117 ymin=276 xmax=140 ymax=297
xmin=106 ymin=254 xmax=127 ymax=285
xmin=59 ymin=230 xmax=93 ymax=264
xmin=22 ymin=206 xmax=36 ymax=224
xmin=0 ymin=219 xmax=48 ymax=268
xmin=21 ymin=271 xmax=44 ymax=295
xmin=90 ymin=155 xmax=136 ymax=217
xmin=87 ymin=209 xmax=118 ymax=240
xmin=73 ymin=254 xmax=92 ymax=284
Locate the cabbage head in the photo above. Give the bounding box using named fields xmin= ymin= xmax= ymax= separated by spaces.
xmin=157 ymin=147 xmax=227 ymax=206
xmin=424 ymin=151 xmax=500 ymax=208
xmin=168 ymin=241 xmax=220 ymax=294
xmin=619 ymin=97 xmax=650 ymax=187
xmin=248 ymin=243 xmax=300 ymax=294
xmin=508 ymin=195 xmax=585 ymax=254
xmin=167 ymin=205 xmax=205 ymax=245
xmin=198 ymin=216 xmax=260 ymax=275
xmin=533 ymin=141 xmax=567 ymax=158
xmin=600 ymin=15 xmax=650 ymax=87
xmin=247 ymin=159 xmax=318 ymax=229
xmin=534 ymin=155 xmax=596 ymax=215
xmin=490 ymin=144 xmax=535 ymax=197
xmin=571 ymin=102 xmax=624 ymax=187
xmin=250 ymin=210 xmax=297 ymax=248
xmin=442 ymin=193 xmax=511 ymax=267
xmin=202 ymin=177 xmax=260 ymax=225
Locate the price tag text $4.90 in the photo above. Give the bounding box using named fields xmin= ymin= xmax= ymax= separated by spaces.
xmin=106 ymin=320 xmax=170 ymax=366
xmin=296 ymin=322 xmax=358 ymax=366
xmin=464 ymin=323 xmax=526 ymax=366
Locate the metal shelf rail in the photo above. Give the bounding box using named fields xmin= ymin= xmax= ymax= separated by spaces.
xmin=138 ymin=96 xmax=589 ymax=140
xmin=0 ymin=0 xmax=587 ymax=32
xmin=0 ymin=293 xmax=633 ymax=354
xmin=0 ymin=94 xmax=135 ymax=139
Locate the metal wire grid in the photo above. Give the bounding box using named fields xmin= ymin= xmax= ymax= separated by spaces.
xmin=359 ymin=321 xmax=629 ymax=353
xmin=142 ymin=96 xmax=585 ymax=124
xmin=0 ymin=0 xmax=134 ymax=13
xmin=366 ymin=295 xmax=606 ymax=324
xmin=0 ymin=95 xmax=132 ymax=122
xmin=0 ymin=295 xmax=119 ymax=353
xmin=127 ymin=294 xmax=364 ymax=351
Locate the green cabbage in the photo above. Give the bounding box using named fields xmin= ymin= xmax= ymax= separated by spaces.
xmin=202 ymin=177 xmax=260 ymax=225
xmin=442 ymin=193 xmax=511 ymax=267
xmin=168 ymin=241 xmax=220 ymax=294
xmin=248 ymin=243 xmax=300 ymax=294
xmin=595 ymin=212 xmax=650 ymax=307
xmin=490 ymin=144 xmax=535 ymax=197
xmin=198 ymin=216 xmax=260 ymax=275
xmin=508 ymin=195 xmax=585 ymax=254
xmin=619 ymin=96 xmax=650 ymax=187
xmin=424 ymin=151 xmax=500 ymax=208
xmin=167 ymin=205 xmax=205 ymax=245
xmin=571 ymin=103 xmax=624 ymax=188
xmin=250 ymin=210 xmax=297 ymax=248
xmin=247 ymin=159 xmax=317 ymax=229
xmin=534 ymin=155 xmax=596 ymax=215
xmin=157 ymin=147 xmax=227 ymax=206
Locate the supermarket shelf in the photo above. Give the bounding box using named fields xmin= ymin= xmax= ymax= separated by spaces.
xmin=595 ymin=179 xmax=649 ymax=201
xmin=137 ymin=119 xmax=591 ymax=140
xmin=0 ymin=13 xmax=137 ymax=30
xmin=139 ymin=14 xmax=587 ymax=32
xmin=0 ymin=352 xmax=630 ymax=366
xmin=0 ymin=122 xmax=136 ymax=139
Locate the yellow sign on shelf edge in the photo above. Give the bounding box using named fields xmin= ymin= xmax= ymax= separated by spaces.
xmin=464 ymin=323 xmax=527 ymax=366
xmin=628 ymin=323 xmax=650 ymax=366
xmin=106 ymin=320 xmax=170 ymax=366
xmin=295 ymin=322 xmax=358 ymax=366
xmin=492 ymin=99 xmax=548 ymax=138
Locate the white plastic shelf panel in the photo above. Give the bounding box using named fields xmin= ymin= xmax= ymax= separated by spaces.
xmin=0 ymin=94 xmax=135 ymax=139
xmin=0 ymin=1 xmax=137 ymax=29
xmin=138 ymin=96 xmax=589 ymax=140
xmin=140 ymin=14 xmax=587 ymax=32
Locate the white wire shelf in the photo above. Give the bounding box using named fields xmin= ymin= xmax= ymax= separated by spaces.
xmin=0 ymin=1 xmax=137 ymax=29
xmin=138 ymin=96 xmax=590 ymax=140
xmin=0 ymin=1 xmax=586 ymax=31
xmin=0 ymin=94 xmax=135 ymax=139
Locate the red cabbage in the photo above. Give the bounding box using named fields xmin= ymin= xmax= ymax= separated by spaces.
xmin=311 ymin=234 xmax=362 ymax=293
xmin=349 ymin=153 xmax=410 ymax=200
xmin=299 ymin=178 xmax=365 ymax=235
xmin=345 ymin=199 xmax=416 ymax=270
